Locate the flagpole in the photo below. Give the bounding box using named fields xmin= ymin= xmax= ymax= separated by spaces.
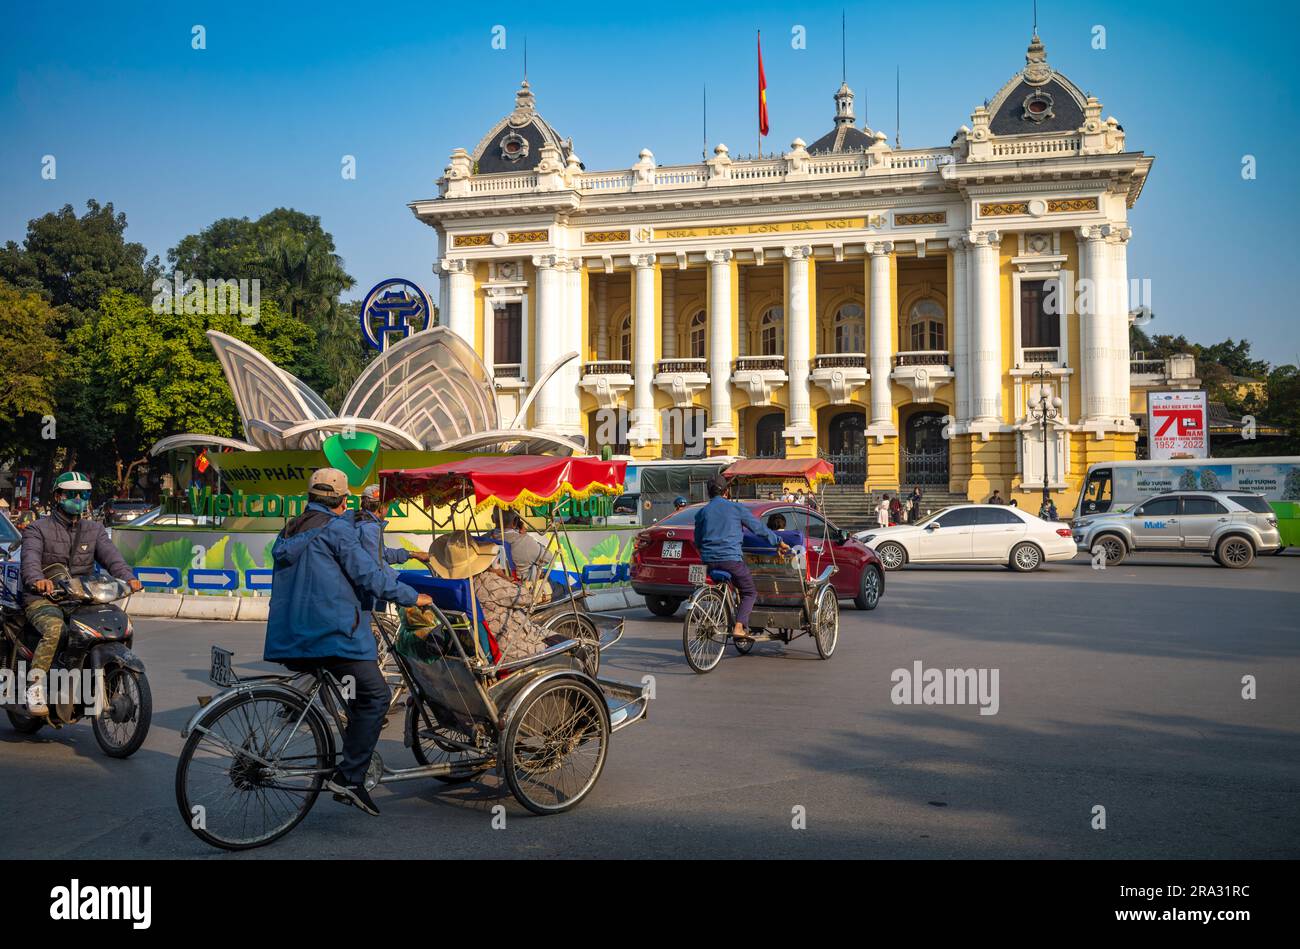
xmin=757 ymin=30 xmax=761 ymax=159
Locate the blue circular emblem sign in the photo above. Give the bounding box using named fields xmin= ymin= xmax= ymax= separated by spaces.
xmin=360 ymin=278 xmax=432 ymax=351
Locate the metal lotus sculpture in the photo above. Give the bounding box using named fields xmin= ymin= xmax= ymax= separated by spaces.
xmin=149 ymin=327 xmax=583 ymax=458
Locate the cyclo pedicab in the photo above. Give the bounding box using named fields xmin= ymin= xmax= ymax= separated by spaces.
xmin=175 ymin=455 xmax=649 ymax=851
xmin=682 ymin=458 xmax=841 ymax=673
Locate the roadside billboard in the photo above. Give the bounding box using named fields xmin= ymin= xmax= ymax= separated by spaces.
xmin=1147 ymin=391 xmax=1208 ymax=460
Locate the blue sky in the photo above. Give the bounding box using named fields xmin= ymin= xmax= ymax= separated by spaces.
xmin=1 ymin=0 xmax=1297 ymax=364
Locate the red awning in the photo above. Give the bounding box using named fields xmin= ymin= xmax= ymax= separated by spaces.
xmin=380 ymin=455 xmax=627 ymax=510
xmin=722 ymin=458 xmax=835 ymax=487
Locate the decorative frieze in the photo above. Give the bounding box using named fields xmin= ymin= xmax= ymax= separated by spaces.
xmin=894 ymin=211 xmax=947 ymax=226
xmin=583 ymin=229 xmax=631 ymax=244
xmin=1047 ymin=197 xmax=1099 ymax=213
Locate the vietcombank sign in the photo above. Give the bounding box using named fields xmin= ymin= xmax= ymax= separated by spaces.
xmin=187 ymin=434 xmax=467 ymax=528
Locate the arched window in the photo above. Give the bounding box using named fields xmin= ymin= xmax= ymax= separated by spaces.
xmin=618 ymin=314 xmax=632 ymax=362
xmin=688 ymin=311 xmax=706 ymax=359
xmin=759 ymin=306 xmax=784 ymax=356
xmin=833 ymin=302 xmax=865 ymax=353
xmin=908 ymin=300 xmax=946 ymax=352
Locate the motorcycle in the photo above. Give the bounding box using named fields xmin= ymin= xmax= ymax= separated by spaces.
xmin=1 ymin=566 xmax=152 ymax=758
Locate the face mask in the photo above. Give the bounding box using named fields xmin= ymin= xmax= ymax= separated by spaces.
xmin=59 ymin=495 xmax=89 ymax=516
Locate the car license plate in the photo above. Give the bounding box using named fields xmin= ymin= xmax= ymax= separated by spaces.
xmin=662 ymin=541 xmax=683 ymax=559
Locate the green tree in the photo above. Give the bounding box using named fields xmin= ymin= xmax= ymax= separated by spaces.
xmin=0 ymin=281 xmax=63 ymax=465
xmin=62 ymin=290 xmax=314 ymax=496
xmin=167 ymin=208 xmax=356 ymax=398
xmin=0 ymin=200 xmax=160 ymax=320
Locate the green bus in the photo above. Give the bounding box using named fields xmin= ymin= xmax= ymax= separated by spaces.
xmin=1075 ymin=457 xmax=1300 ymax=548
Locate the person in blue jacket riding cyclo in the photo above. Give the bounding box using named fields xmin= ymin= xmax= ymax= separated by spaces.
xmin=693 ymin=473 xmax=789 ymax=643
xmin=264 ymin=468 xmax=432 ymax=817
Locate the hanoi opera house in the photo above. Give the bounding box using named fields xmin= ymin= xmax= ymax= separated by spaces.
xmin=410 ymin=33 xmax=1155 ymax=501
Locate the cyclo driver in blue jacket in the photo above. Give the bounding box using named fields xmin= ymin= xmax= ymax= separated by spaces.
xmin=264 ymin=468 xmax=432 ymax=817
xmin=694 ymin=473 xmax=789 ymax=642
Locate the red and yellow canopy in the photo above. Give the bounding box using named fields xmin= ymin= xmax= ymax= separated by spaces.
xmin=381 ymin=456 xmax=627 ymax=511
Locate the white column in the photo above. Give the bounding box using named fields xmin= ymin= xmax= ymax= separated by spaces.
xmin=948 ymin=237 xmax=970 ymax=425
xmin=442 ymin=258 xmax=474 ymax=344
xmin=1107 ymin=225 xmax=1133 ymax=427
xmin=1080 ymin=226 xmax=1113 ymax=423
xmin=705 ymin=250 xmax=735 ymax=439
xmin=595 ymin=277 xmax=609 ymax=361
xmin=531 ymin=255 xmax=563 ymax=431
xmin=867 ymin=242 xmax=896 ymax=435
xmin=661 ymin=269 xmax=677 ymax=359
xmin=783 ymin=245 xmax=815 ymax=440
xmin=630 ymin=255 xmax=659 ymax=445
xmin=562 ymin=261 xmax=584 ymax=435
xmin=737 ymin=268 xmax=748 ymax=357
xmin=969 ymin=231 xmax=1002 ymax=425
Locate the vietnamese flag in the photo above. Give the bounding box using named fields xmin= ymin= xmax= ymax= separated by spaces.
xmin=195 ymin=449 xmax=209 ymax=474
xmin=757 ymin=31 xmax=769 ymax=137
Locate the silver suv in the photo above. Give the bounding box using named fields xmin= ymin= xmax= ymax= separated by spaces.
xmin=1073 ymin=491 xmax=1280 ymax=568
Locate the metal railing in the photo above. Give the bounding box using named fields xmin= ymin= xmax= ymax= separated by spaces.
xmin=1130 ymin=358 xmax=1164 ymax=374
xmin=895 ymin=350 xmax=950 ymax=367
xmin=813 ymin=353 xmax=867 ymax=370
xmin=655 ymin=358 xmax=707 ymax=374
xmin=581 ymin=360 xmax=632 ymax=376
xmin=1021 ymin=347 xmax=1060 ymax=365
xmin=819 ymin=450 xmax=866 ymax=485
xmin=901 ymin=449 xmax=949 ymax=486
xmin=734 ymin=355 xmax=786 ymax=372
xmin=492 ymin=363 xmax=523 ymax=379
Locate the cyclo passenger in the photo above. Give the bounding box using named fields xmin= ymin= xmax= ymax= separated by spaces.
xmin=693 ymin=473 xmax=790 ymax=642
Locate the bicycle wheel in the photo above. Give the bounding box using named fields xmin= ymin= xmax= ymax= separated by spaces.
xmin=683 ymin=587 xmax=730 ymax=674
xmin=544 ymin=611 xmax=600 ymax=678
xmin=406 ymin=701 xmax=490 ymax=783
xmin=175 ymin=687 xmax=332 ymax=851
xmin=812 ymin=584 xmax=839 ymax=659
xmin=503 ymin=678 xmax=609 ymax=815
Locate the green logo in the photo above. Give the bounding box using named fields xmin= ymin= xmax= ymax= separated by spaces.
xmin=321 ymin=432 xmax=381 ymax=489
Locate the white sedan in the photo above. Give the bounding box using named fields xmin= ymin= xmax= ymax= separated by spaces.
xmin=854 ymin=504 xmax=1077 ymax=571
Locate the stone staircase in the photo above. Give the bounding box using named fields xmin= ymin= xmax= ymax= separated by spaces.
xmin=817 ymin=483 xmax=971 ymax=531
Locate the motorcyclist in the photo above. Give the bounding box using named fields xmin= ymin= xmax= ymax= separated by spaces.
xmin=264 ymin=468 xmax=432 ymax=817
xmin=19 ymin=471 xmax=142 ymax=716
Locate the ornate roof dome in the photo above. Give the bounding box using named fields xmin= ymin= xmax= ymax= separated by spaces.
xmin=985 ymin=33 xmax=1088 ymax=136
xmin=808 ymin=81 xmax=878 ymax=155
xmin=469 ymin=80 xmax=576 ymax=174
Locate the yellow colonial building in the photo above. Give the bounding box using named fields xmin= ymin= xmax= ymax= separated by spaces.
xmin=411 ymin=32 xmax=1153 ymax=504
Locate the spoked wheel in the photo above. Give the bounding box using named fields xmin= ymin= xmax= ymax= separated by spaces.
xmin=875 ymin=542 xmax=906 ymax=571
xmin=682 ymin=587 xmax=730 ymax=674
xmin=503 ymin=678 xmax=609 ymax=815
xmin=1009 ymin=542 xmax=1043 ymax=573
xmin=544 ymin=612 xmax=600 ymax=678
xmin=406 ymin=702 xmax=490 ymax=783
xmin=812 ymin=585 xmax=839 ymax=659
xmin=92 ymin=666 xmax=152 ymax=758
xmin=175 ymin=688 xmax=332 ymax=851
xmin=372 ymin=612 xmax=407 ymax=713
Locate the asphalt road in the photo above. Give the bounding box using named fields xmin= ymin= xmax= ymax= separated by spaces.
xmin=4 ymin=551 xmax=1298 ymax=859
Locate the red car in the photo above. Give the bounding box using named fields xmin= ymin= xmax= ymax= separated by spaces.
xmin=630 ymin=500 xmax=885 ymax=617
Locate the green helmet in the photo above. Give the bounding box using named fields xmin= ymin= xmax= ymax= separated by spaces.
xmin=54 ymin=471 xmax=92 ymax=516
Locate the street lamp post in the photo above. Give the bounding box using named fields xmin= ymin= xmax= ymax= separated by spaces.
xmin=1027 ymin=366 xmax=1062 ymax=516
